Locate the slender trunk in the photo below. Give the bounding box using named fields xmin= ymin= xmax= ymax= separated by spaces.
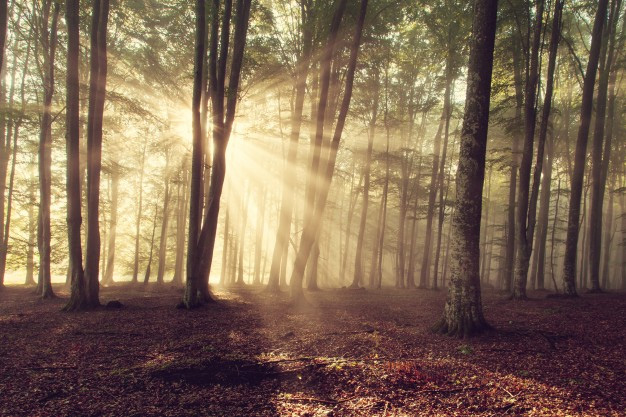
xmin=132 ymin=140 xmax=147 ymax=283
xmin=419 ymin=107 xmax=445 ymax=288
xmin=156 ymin=172 xmax=171 ymax=285
xmin=433 ymin=73 xmax=453 ymax=289
xmin=102 ymin=170 xmax=119 ymax=285
xmin=220 ymin=203 xmax=229 ymax=285
xmin=289 ymin=0 xmax=367 ymax=304
xmin=512 ymin=0 xmax=545 ymax=300
xmin=84 ymin=0 xmax=110 ymax=306
xmin=254 ymin=189 xmax=266 ymax=284
xmin=533 ymin=133 xmax=554 ymax=290
xmin=236 ymin=192 xmax=249 ymax=285
xmin=589 ymin=0 xmax=621 ymax=292
xmin=38 ymin=1 xmax=60 ymax=299
xmin=143 ymin=202 xmax=159 ymax=284
xmin=550 ymin=177 xmax=561 ymax=292
xmin=562 ymin=0 xmax=609 ymax=296
xmin=601 ymin=176 xmax=615 ymax=288
xmin=267 ymin=3 xmax=312 ymax=291
xmin=353 ymin=76 xmax=379 ymax=288
xmin=25 ymin=164 xmax=36 ymax=285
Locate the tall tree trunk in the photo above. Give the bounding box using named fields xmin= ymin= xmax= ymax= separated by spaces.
xmin=64 ymin=0 xmax=88 ymax=311
xmin=419 ymin=105 xmax=446 ymax=288
xmin=433 ymin=0 xmax=497 ymax=337
xmin=353 ymin=71 xmax=379 ymax=288
xmin=172 ymin=163 xmax=189 ymax=285
xmin=25 ymin=163 xmax=36 ymax=286
xmin=267 ymin=1 xmax=312 ymax=291
xmin=289 ymin=0 xmax=368 ymax=304
xmin=562 ymin=0 xmax=609 ymax=296
xmin=512 ymin=0 xmax=545 ymax=300
xmin=85 ymin=0 xmax=110 ymax=306
xmin=432 ymin=72 xmax=453 ymax=290
xmin=532 ymin=133 xmax=554 ymax=290
xmin=589 ymin=0 xmax=621 ymax=293
xmin=183 ymin=0 xmax=252 ymax=308
xmin=38 ymin=0 xmax=60 ymax=299
xmin=132 ymin=140 xmax=147 ymax=284
xmin=504 ymin=30 xmax=525 ymax=293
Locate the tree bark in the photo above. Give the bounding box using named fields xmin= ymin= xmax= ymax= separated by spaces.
xmin=562 ymin=0 xmax=609 ymax=296
xmin=512 ymin=0 xmax=545 ymax=300
xmin=37 ymin=0 xmax=60 ymax=299
xmin=433 ymin=0 xmax=497 ymax=337
xmin=353 ymin=71 xmax=379 ymax=288
xmin=589 ymin=0 xmax=621 ymax=292
xmin=84 ymin=0 xmax=110 ymax=306
xmin=267 ymin=0 xmax=313 ymax=291
xmin=64 ymin=0 xmax=88 ymax=311
xmin=102 ymin=169 xmax=119 ymax=285
xmin=132 ymin=140 xmax=147 ymax=284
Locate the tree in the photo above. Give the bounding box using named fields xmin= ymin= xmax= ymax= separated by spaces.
xmin=37 ymin=0 xmax=61 ymax=299
xmin=562 ymin=0 xmax=609 ymax=296
xmin=64 ymin=0 xmax=87 ymax=311
xmin=289 ymin=0 xmax=369 ymax=304
xmin=181 ymin=0 xmax=253 ymax=308
xmin=433 ymin=0 xmax=498 ymax=337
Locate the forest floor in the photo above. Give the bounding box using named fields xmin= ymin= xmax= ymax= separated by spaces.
xmin=0 ymin=284 xmax=624 ymax=416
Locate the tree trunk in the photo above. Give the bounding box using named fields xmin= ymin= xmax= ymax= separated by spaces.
xmin=37 ymin=1 xmax=61 ymax=300
xmin=289 ymin=0 xmax=367 ymax=304
xmin=532 ymin=133 xmax=554 ymax=290
xmin=562 ymin=0 xmax=609 ymax=296
xmin=353 ymin=70 xmax=379 ymax=288
xmin=156 ymin=169 xmax=171 ymax=285
xmin=64 ymin=0 xmax=88 ymax=311
xmin=102 ymin=169 xmax=119 ymax=285
xmin=433 ymin=0 xmax=497 ymax=337
xmin=419 ymin=106 xmax=445 ymax=288
xmin=132 ymin=140 xmax=147 ymax=284
xmin=267 ymin=2 xmax=312 ymax=291
xmin=84 ymin=0 xmax=110 ymax=306
xmin=254 ymin=188 xmax=266 ymax=285
xmin=512 ymin=0 xmax=545 ymax=300
xmin=589 ymin=0 xmax=621 ymax=293
xmin=143 ymin=202 xmax=159 ymax=285
xmin=183 ymin=0 xmax=252 ymax=308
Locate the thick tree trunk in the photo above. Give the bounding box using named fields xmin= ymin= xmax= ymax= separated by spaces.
xmin=563 ymin=0 xmax=609 ymax=296
xmin=433 ymin=0 xmax=497 ymax=337
xmin=64 ymin=0 xmax=88 ymax=311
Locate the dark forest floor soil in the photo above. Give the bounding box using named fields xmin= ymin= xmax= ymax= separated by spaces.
xmin=1 ymin=284 xmax=625 ymax=416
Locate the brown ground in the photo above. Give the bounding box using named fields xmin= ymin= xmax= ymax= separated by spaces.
xmin=0 ymin=284 xmax=624 ymax=416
